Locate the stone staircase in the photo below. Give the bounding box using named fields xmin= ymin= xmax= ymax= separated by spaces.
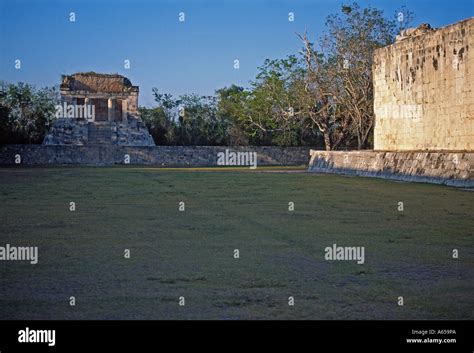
xmin=88 ymin=122 xmax=112 ymax=145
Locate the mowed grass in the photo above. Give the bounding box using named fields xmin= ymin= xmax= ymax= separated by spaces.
xmin=0 ymin=166 xmax=472 ymax=320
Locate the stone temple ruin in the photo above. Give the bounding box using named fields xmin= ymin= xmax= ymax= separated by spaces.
xmin=43 ymin=72 xmax=155 ymax=146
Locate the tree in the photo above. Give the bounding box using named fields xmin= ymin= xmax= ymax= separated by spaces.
xmin=216 ymin=85 xmax=250 ymax=145
xmin=142 ymin=88 xmax=232 ymax=146
xmin=248 ymin=56 xmax=306 ymax=146
xmin=139 ymin=90 xmax=177 ymax=145
xmin=298 ymin=2 xmax=414 ymax=149
xmin=218 ymin=57 xmax=322 ymax=146
xmin=175 ymin=93 xmax=229 ymax=146
xmin=0 ymin=81 xmax=58 ymax=145
xmin=297 ymin=33 xmax=350 ymax=150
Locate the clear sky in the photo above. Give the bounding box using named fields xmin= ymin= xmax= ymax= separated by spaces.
xmin=1 ymin=0 xmax=473 ymax=106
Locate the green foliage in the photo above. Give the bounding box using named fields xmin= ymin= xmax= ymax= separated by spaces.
xmin=215 ymin=85 xmax=250 ymax=145
xmin=175 ymin=94 xmax=229 ymax=146
xmin=141 ymin=89 xmax=232 ymax=146
xmin=0 ymin=81 xmax=58 ymax=145
xmin=139 ymin=89 xmax=177 ymax=145
xmin=139 ymin=106 xmax=175 ymax=145
xmin=216 ymin=58 xmax=322 ymax=147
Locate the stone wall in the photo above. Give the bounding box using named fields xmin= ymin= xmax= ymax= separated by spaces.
xmin=43 ymin=119 xmax=89 ymax=145
xmin=0 ymin=145 xmax=310 ymax=167
xmin=373 ymin=18 xmax=474 ymax=151
xmin=43 ymin=118 xmax=155 ymax=146
xmin=112 ymin=119 xmax=155 ymax=146
xmin=308 ymin=150 xmax=473 ymax=187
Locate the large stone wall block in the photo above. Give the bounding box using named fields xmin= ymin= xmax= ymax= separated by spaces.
xmin=308 ymin=150 xmax=473 ymax=187
xmin=373 ymin=18 xmax=474 ymax=151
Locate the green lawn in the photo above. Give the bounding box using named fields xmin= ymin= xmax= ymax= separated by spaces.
xmin=0 ymin=166 xmax=472 ymax=319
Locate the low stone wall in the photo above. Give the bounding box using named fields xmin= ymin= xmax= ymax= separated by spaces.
xmin=308 ymin=150 xmax=474 ymax=187
xmin=0 ymin=145 xmax=310 ymax=167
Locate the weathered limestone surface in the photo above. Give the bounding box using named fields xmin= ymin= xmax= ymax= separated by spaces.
xmin=112 ymin=119 xmax=155 ymax=146
xmin=0 ymin=145 xmax=310 ymax=167
xmin=43 ymin=119 xmax=89 ymax=145
xmin=61 ymin=72 xmax=137 ymax=94
xmin=373 ymin=18 xmax=474 ymax=151
xmin=308 ymin=150 xmax=473 ymax=187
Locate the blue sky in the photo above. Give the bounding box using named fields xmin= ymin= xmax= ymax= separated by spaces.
xmin=1 ymin=0 xmax=473 ymax=106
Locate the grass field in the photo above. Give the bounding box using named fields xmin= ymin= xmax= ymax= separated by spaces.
xmin=0 ymin=166 xmax=473 ymax=320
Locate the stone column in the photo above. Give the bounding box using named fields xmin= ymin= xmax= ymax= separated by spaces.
xmin=72 ymin=97 xmax=77 ymax=119
xmin=84 ymin=98 xmax=94 ymax=121
xmin=59 ymin=96 xmax=68 ymax=119
xmin=129 ymin=92 xmax=139 ymax=116
xmin=122 ymin=99 xmax=128 ymax=123
xmin=108 ymin=98 xmax=115 ymax=122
